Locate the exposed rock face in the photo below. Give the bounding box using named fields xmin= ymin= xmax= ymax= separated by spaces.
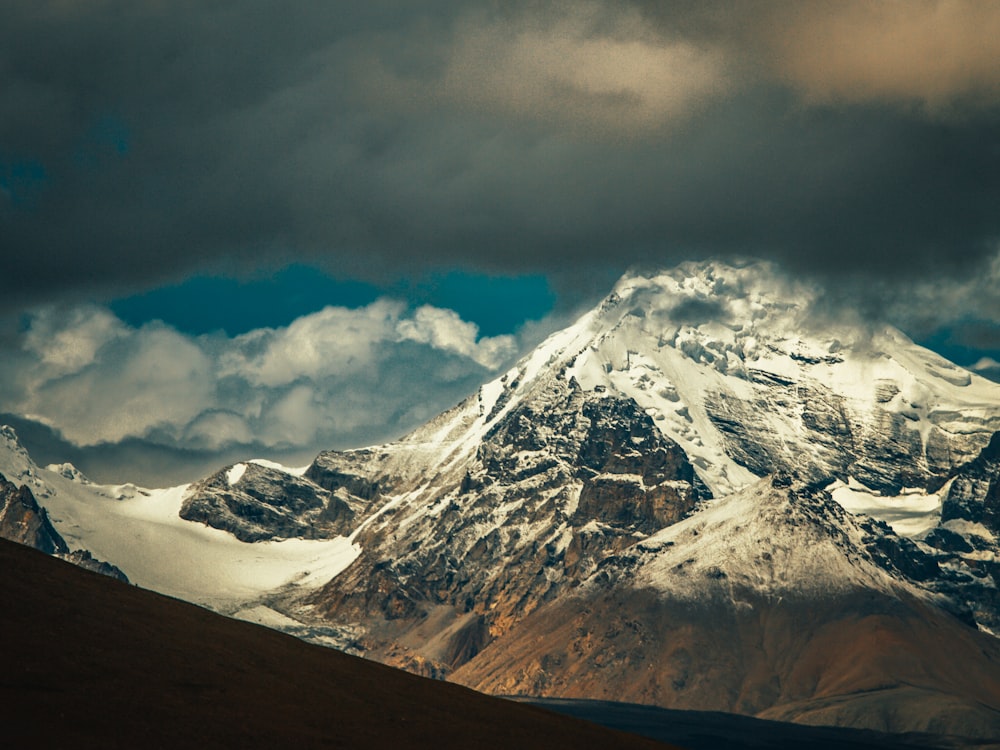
xmin=180 ymin=462 xmax=368 ymax=542
xmin=305 ymin=452 xmax=386 ymax=501
xmin=942 ymin=431 xmax=1000 ymax=533
xmin=0 ymin=475 xmax=68 ymax=555
xmin=909 ymin=431 xmax=1000 ymax=633
xmin=306 ymin=378 xmax=707 ymax=673
xmin=0 ymin=471 xmax=129 ymax=582
xmin=62 ymin=549 xmax=130 ymax=583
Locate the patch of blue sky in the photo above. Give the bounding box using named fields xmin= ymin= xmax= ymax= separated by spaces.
xmin=916 ymin=321 xmax=1000 ymax=368
xmin=390 ymin=271 xmax=555 ymax=338
xmin=109 ymin=265 xmax=556 ymax=338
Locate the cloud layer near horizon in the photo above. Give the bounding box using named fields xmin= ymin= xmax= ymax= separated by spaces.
xmin=4 ymin=300 xmax=517 ymax=463
xmin=3 ymin=0 xmax=1000 ymax=312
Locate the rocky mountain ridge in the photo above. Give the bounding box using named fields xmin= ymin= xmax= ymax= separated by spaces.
xmin=0 ymin=468 xmax=128 ymax=582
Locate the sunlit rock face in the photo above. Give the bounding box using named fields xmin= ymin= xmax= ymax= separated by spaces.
xmin=180 ymin=462 xmax=362 ymax=542
xmin=0 ymin=475 xmax=67 ymax=555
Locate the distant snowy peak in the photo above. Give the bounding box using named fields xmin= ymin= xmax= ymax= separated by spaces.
xmin=445 ymin=260 xmax=1000 ymax=499
xmin=0 ymin=424 xmax=145 ymax=506
xmin=45 ymin=462 xmax=93 ymax=484
xmin=0 ymin=426 xmax=37 ymax=488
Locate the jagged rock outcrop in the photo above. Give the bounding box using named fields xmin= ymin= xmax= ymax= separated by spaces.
xmin=902 ymin=431 xmax=1000 ymax=633
xmin=942 ymin=431 xmax=1000 ymax=533
xmin=0 ymin=474 xmax=68 ymax=555
xmin=0 ymin=472 xmax=129 ymax=582
xmin=180 ymin=462 xmax=368 ymax=542
xmin=62 ymin=549 xmax=130 ymax=583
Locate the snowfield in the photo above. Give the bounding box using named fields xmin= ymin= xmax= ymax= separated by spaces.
xmin=0 ymin=427 xmax=359 ymax=610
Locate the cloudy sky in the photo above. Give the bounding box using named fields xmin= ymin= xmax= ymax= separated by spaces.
xmin=2 ymin=0 xmax=1000 ymax=485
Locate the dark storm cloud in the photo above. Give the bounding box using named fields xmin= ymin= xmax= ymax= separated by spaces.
xmin=3 ymin=0 xmax=1000 ymax=312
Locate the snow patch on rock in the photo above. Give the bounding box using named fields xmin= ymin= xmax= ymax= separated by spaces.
xmin=226 ymin=463 xmax=247 ymax=486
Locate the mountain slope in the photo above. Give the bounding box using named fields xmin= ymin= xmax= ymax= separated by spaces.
xmin=0 ymin=425 xmax=361 ymax=641
xmin=304 ymin=377 xmax=708 ymax=675
xmin=0 ymin=537 xmax=673 ymax=750
xmin=450 ymin=477 xmax=1000 ymax=738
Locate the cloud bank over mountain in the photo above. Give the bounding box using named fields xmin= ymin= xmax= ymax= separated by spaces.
xmin=2 ymin=0 xmax=1000 ymax=311
xmin=0 ymin=299 xmax=517 ymax=482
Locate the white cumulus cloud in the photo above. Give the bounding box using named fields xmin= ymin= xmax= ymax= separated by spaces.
xmin=7 ymin=299 xmax=520 ymax=457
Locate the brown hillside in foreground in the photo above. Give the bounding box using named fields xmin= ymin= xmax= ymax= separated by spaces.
xmin=0 ymin=539 xmax=672 ymax=750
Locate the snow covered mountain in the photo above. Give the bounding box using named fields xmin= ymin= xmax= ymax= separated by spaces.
xmin=0 ymin=425 xmax=359 ymax=635
xmin=5 ymin=260 xmax=1000 ymax=739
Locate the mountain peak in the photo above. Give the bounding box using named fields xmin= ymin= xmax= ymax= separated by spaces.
xmin=549 ymin=263 xmax=1000 ymax=496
